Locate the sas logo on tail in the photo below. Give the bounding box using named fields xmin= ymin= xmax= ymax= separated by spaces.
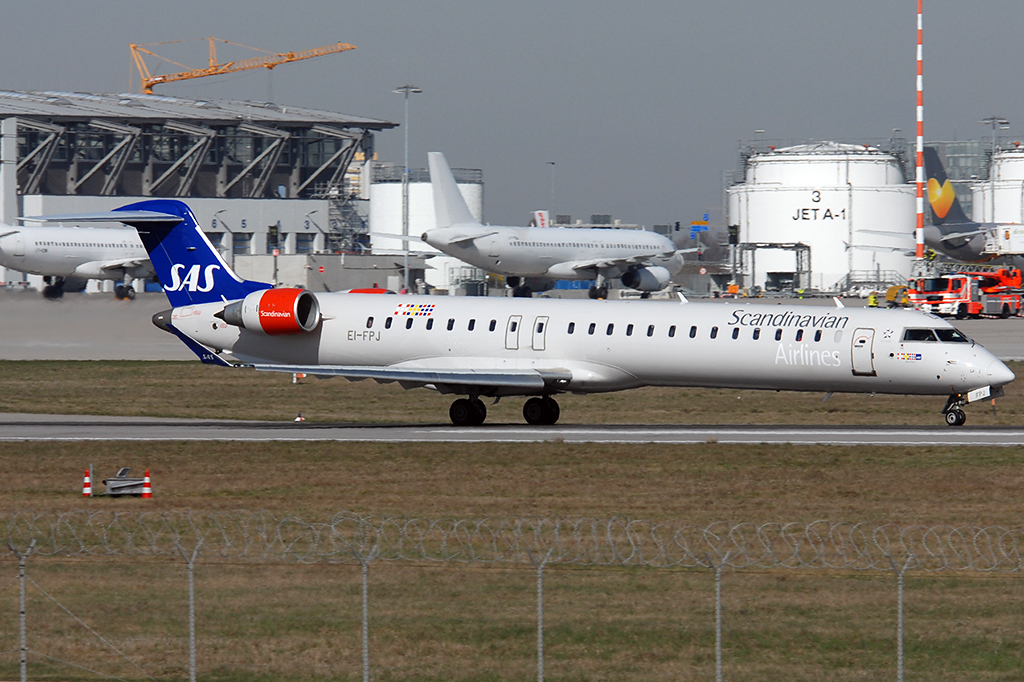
xmin=927 ymin=178 xmax=957 ymax=219
xmin=165 ymin=263 xmax=221 ymax=292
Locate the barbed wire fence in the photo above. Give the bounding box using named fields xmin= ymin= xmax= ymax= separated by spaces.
xmin=3 ymin=512 xmax=1023 ymax=682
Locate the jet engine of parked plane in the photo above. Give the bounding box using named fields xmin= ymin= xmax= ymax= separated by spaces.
xmin=621 ymin=266 xmax=672 ymax=292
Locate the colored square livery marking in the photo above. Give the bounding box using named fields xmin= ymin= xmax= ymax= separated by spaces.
xmin=895 ymin=352 xmax=922 ymax=361
xmin=395 ymin=303 xmax=436 ymax=317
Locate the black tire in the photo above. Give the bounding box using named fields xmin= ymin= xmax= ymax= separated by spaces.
xmin=512 ymin=285 xmax=532 ymax=298
xmin=597 ymin=286 xmax=609 ymax=299
xmin=469 ymin=398 xmax=487 ymax=426
xmin=945 ymin=409 xmax=966 ymax=427
xmin=955 ymin=409 xmax=967 ymax=426
xmin=449 ymin=398 xmax=475 ymax=426
xmin=588 ymin=285 xmax=599 ymax=299
xmin=114 ymin=285 xmax=126 ymax=300
xmin=523 ymin=397 xmax=546 ymax=425
xmin=1001 ymin=304 xmax=1011 ymax=319
xmin=42 ymin=285 xmax=63 ymax=300
xmin=955 ymin=304 xmax=968 ymax=320
xmin=540 ymin=397 xmax=560 ymax=425
xmin=125 ymin=286 xmax=136 ymax=301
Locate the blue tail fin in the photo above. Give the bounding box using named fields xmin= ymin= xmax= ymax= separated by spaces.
xmin=113 ymin=199 xmax=271 ymax=307
xmin=923 ymin=146 xmax=973 ymax=226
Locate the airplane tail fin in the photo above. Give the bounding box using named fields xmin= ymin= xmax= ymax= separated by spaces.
xmin=427 ymin=152 xmax=480 ymax=228
xmin=110 ymin=199 xmax=271 ymax=307
xmin=924 ymin=146 xmax=972 ymax=225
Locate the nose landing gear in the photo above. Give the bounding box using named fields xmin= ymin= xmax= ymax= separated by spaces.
xmin=942 ymin=395 xmax=968 ymax=427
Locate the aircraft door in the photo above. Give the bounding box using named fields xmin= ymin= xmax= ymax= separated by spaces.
xmin=851 ymin=328 xmax=876 ymax=376
xmin=532 ymin=316 xmax=549 ymax=351
xmin=505 ymin=315 xmax=522 ymax=350
xmin=11 ymin=233 xmax=25 ymax=257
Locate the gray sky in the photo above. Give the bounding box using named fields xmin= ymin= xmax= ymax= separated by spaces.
xmin=1 ymin=1 xmax=1022 ymax=228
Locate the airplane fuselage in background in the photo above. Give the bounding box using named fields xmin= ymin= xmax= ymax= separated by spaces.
xmin=166 ymin=294 xmax=1010 ymax=399
xmin=422 ymin=225 xmax=682 ymax=280
xmin=0 ymin=224 xmax=152 ymax=283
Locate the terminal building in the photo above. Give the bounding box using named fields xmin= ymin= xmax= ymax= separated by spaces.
xmin=0 ymin=90 xmax=465 ymax=292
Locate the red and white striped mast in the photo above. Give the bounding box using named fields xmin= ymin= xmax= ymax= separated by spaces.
xmin=915 ymin=0 xmax=925 ymax=261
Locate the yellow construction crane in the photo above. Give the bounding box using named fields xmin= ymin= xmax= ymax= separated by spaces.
xmin=130 ymin=38 xmax=356 ymax=94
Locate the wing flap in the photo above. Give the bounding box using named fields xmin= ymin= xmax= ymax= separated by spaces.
xmin=247 ymin=363 xmax=557 ymax=391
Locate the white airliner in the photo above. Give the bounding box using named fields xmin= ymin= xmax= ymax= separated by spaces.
xmin=420 ymin=152 xmax=685 ymax=298
xmin=28 ymin=198 xmax=1014 ymax=428
xmin=0 ymin=222 xmax=152 ymax=299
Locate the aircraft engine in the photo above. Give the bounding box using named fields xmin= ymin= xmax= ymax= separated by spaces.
xmin=218 ymin=288 xmax=321 ymax=335
xmin=620 ymin=266 xmax=671 ymax=292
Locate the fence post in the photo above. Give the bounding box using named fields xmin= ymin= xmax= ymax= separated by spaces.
xmin=8 ymin=540 xmax=35 ymax=682
xmin=526 ymin=549 xmax=553 ymax=682
xmin=176 ymin=540 xmax=203 ymax=682
xmin=705 ymin=552 xmax=732 ymax=682
xmin=886 ymin=554 xmax=916 ymax=682
xmin=349 ymin=544 xmax=379 ymax=682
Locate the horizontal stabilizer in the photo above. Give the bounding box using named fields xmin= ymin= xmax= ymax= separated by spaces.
xmin=21 ymin=210 xmax=183 ymax=224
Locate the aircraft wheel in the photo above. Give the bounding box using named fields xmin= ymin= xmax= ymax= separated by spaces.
xmin=450 ymin=398 xmax=476 ymax=426
xmin=512 ymin=285 xmax=532 ymax=298
xmin=42 ymin=285 xmax=64 ymax=300
xmin=540 ymin=396 xmax=560 ymax=425
xmin=114 ymin=285 xmax=126 ymax=300
xmin=596 ymin=286 xmax=608 ymax=299
xmin=944 ymin=409 xmax=966 ymax=427
xmin=469 ymin=398 xmax=487 ymax=426
xmin=124 ymin=285 xmax=136 ymax=300
xmin=523 ymin=397 xmax=546 ymax=425
xmin=588 ymin=285 xmax=599 ymax=299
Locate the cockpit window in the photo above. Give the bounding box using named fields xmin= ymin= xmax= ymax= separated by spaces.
xmin=902 ymin=328 xmax=938 ymax=342
xmin=934 ymin=328 xmax=971 ymax=343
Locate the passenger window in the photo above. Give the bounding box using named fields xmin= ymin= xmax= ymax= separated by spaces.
xmin=589 ymin=323 xmax=596 ymax=335
xmin=468 ymin=319 xmax=476 ymax=331
xmin=814 ymin=330 xmax=822 ymax=342
xmin=385 ymin=317 xmax=393 ymax=329
xmin=710 ymin=326 xmax=718 ymax=339
xmin=689 ymin=325 xmax=697 ymax=338
xmin=489 ymin=319 xmax=496 ymax=332
xmin=406 ymin=317 xmax=414 ymax=329
xmin=753 ymin=328 xmax=761 ymax=340
xmin=795 ymin=329 xmax=804 ymax=342
xmin=606 ymin=323 xmax=614 ymax=335
xmin=366 ymin=316 xmax=374 ymax=329
xmin=775 ymin=329 xmax=782 ymax=341
xmin=731 ymin=327 xmax=739 ymax=339
xmin=426 ymin=318 xmax=434 ymax=330
xmin=568 ymin=322 xmax=575 ymax=334
xmin=668 ymin=325 xmax=676 ymax=338
xmin=902 ymin=328 xmax=937 ymax=342
xmin=647 ymin=325 xmax=655 ymax=337
xmin=626 ymin=324 xmax=634 ymax=336
xmin=446 ymin=319 xmax=454 ymax=331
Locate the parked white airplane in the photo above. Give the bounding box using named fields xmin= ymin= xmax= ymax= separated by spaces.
xmin=0 ymin=222 xmax=152 ymax=299
xmin=28 ymin=198 xmax=1014 ymax=428
xmin=421 ymin=152 xmax=685 ymax=298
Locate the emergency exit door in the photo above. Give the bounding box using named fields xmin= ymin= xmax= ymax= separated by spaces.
xmin=851 ymin=328 xmax=876 ymax=376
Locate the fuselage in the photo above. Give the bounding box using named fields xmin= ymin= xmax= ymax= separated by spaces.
xmin=166 ymin=295 xmax=1014 ymax=398
xmin=421 ymin=225 xmax=682 ymax=280
xmin=0 ymin=224 xmax=151 ymax=279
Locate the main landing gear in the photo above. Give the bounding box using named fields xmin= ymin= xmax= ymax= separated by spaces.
xmin=446 ymin=396 xmax=561 ymax=426
xmin=114 ymin=284 xmax=136 ymax=300
xmin=942 ymin=395 xmax=967 ymax=427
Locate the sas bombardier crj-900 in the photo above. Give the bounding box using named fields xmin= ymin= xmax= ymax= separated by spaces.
xmin=0 ymin=222 xmax=151 ymax=299
xmin=421 ymin=152 xmax=684 ymax=298
xmin=30 ymin=198 xmax=1014 ymax=427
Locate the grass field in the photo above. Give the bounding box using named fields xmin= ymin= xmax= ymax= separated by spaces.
xmin=1 ymin=361 xmax=1023 ymax=681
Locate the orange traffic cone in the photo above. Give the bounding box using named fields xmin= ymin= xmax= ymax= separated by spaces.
xmin=82 ymin=468 xmax=92 ymax=497
xmin=141 ymin=469 xmax=152 ymax=498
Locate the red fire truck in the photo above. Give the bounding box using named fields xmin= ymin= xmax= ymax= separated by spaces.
xmin=907 ymin=268 xmax=1023 ymax=319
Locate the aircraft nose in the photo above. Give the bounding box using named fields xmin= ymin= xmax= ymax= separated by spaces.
xmin=988 ymin=359 xmax=1016 ymax=387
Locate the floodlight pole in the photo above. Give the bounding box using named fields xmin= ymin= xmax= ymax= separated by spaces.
xmin=394 ymin=85 xmax=422 ymax=293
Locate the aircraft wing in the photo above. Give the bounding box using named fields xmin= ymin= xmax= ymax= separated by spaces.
xmin=938 ymin=229 xmax=989 ymax=242
xmin=98 ymin=258 xmax=150 ymax=272
xmin=246 ymin=363 xmax=572 ymax=392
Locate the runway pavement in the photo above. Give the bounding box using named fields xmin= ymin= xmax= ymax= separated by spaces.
xmin=1 ymin=413 xmax=1022 ymax=445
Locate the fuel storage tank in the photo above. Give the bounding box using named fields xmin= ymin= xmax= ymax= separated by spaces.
xmin=971 ymin=147 xmax=1024 ymax=224
xmin=727 ymin=142 xmax=915 ymax=292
